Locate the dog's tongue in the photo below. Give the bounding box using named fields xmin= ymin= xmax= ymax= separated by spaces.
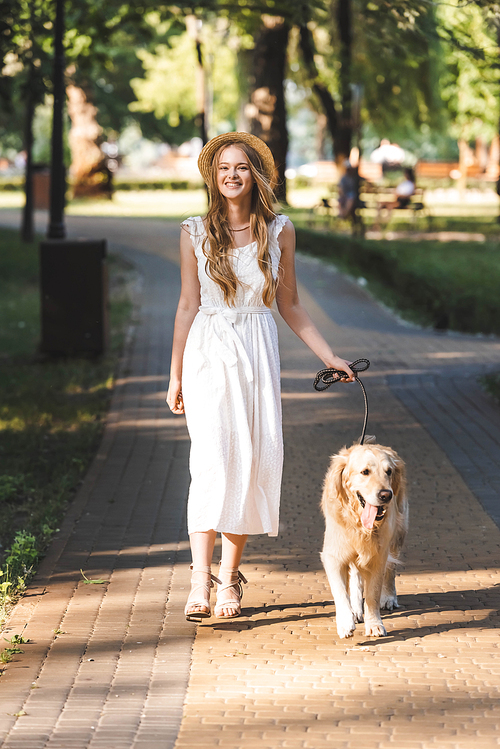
xmin=361 ymin=503 xmax=378 ymax=530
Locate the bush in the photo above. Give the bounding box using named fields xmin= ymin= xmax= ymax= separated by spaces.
xmin=295 ymin=228 xmax=500 ymax=335
xmin=113 ymin=177 xmax=202 ymax=191
xmin=0 ymin=176 xmax=23 ymax=191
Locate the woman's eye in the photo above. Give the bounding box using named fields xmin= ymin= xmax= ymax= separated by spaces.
xmin=361 ymin=469 xmax=370 ymax=476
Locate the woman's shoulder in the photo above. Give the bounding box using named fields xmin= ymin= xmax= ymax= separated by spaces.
xmin=270 ymin=213 xmax=292 ymax=231
xmin=181 ymin=215 xmax=204 ymax=229
xmin=270 ymin=214 xmax=294 ymax=240
xmin=181 ymin=216 xmax=206 ymax=238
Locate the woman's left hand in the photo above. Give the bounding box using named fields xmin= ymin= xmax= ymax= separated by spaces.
xmin=325 ymin=356 xmax=355 ymax=382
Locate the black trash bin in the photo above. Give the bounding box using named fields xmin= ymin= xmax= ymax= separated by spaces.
xmin=40 ymin=239 xmax=109 ymax=355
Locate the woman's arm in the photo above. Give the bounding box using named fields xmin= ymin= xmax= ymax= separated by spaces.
xmin=275 ymin=219 xmax=354 ymax=381
xmin=166 ymin=227 xmax=201 ymax=414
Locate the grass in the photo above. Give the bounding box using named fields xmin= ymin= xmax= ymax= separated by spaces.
xmin=0 ymin=228 xmax=134 ymax=626
xmin=481 ymin=373 xmax=500 ymax=406
xmin=294 ymin=227 xmax=500 ymax=336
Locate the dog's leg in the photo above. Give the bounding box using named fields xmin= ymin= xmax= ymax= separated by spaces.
xmin=381 ymin=505 xmax=408 ymax=610
xmin=363 ymin=564 xmax=387 ymax=637
xmin=321 ymin=552 xmax=357 ymax=638
xmin=348 ymin=564 xmax=364 ymax=622
xmin=381 ymin=558 xmax=398 ymax=610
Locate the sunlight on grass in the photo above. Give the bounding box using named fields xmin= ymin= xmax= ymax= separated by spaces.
xmin=68 ymin=189 xmax=208 ymax=218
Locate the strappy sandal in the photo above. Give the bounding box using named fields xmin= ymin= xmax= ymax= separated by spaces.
xmin=214 ymin=566 xmax=248 ymax=619
xmin=184 ymin=565 xmax=221 ymax=622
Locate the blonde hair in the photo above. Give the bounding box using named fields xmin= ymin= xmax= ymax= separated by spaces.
xmin=203 ymin=142 xmax=278 ymax=307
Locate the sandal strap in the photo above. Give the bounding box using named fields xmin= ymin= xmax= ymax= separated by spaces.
xmin=216 ymin=568 xmax=248 ymax=611
xmin=185 ymin=566 xmax=221 ymax=609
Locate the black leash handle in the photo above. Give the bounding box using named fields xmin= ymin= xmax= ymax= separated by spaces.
xmin=313 ymin=358 xmax=371 ymax=445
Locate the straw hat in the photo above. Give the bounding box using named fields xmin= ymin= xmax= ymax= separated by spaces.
xmin=198 ymin=132 xmax=275 ymax=184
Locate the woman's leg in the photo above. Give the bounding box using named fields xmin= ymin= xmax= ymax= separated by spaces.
xmin=215 ymin=533 xmax=248 ymax=618
xmin=220 ymin=532 xmax=248 ymax=569
xmin=190 ymin=529 xmax=217 ymax=568
xmin=185 ymin=530 xmax=217 ymax=619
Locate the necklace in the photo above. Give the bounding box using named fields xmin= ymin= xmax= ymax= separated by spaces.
xmin=229 ymin=225 xmax=250 ymax=232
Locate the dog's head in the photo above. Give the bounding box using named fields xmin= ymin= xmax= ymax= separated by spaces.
xmin=326 ymin=442 xmax=405 ymax=531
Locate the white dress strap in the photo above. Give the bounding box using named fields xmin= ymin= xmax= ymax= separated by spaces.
xmin=181 ymin=216 xmax=205 ymax=255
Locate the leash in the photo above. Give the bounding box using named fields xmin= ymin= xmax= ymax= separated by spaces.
xmin=313 ymin=358 xmax=371 ymax=445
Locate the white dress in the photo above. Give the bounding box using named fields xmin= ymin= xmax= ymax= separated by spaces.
xmin=181 ymin=214 xmax=288 ymax=537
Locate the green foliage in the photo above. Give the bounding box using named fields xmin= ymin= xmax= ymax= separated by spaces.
xmin=130 ymin=20 xmax=240 ymax=134
xmin=437 ymin=1 xmax=500 ymax=141
xmin=80 ymin=570 xmax=108 ymax=584
xmin=295 ymin=227 xmax=500 ymax=335
xmin=481 ymin=372 xmax=500 ymax=405
xmin=354 ymin=1 xmax=444 ymax=140
xmin=5 ymin=633 xmax=29 ymax=645
xmin=114 ymin=177 xmax=200 ymax=190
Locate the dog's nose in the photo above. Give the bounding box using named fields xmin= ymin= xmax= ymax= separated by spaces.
xmin=378 ymin=489 xmax=393 ymax=503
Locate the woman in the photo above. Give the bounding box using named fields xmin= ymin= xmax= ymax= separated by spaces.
xmin=166 ymin=132 xmax=353 ymax=622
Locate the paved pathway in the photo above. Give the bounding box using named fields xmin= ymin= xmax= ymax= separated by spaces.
xmin=0 ymin=209 xmax=499 ymax=749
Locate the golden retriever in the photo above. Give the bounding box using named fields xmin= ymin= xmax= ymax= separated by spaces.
xmin=320 ymin=441 xmax=408 ymax=638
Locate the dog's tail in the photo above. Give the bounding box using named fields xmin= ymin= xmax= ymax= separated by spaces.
xmin=356 ymin=434 xmax=376 ymax=445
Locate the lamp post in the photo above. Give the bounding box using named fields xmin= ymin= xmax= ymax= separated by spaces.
xmin=47 ymin=0 xmax=66 ymax=239
xmin=40 ymin=0 xmax=108 ymax=356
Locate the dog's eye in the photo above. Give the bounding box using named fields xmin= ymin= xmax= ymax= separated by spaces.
xmin=386 ymin=468 xmax=393 ymax=476
xmin=361 ymin=469 xmax=370 ymax=475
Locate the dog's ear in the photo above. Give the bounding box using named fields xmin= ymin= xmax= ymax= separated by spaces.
xmin=389 ymin=451 xmax=406 ymax=511
xmin=324 ymin=449 xmax=349 ymax=505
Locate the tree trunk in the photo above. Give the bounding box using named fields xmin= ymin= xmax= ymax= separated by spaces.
xmin=299 ymin=25 xmax=339 ymax=149
xmin=186 ymin=16 xmax=208 ymax=146
xmin=497 ymin=22 xmax=500 ymax=221
xmin=458 ymin=137 xmax=468 ymax=198
xmin=21 ymin=71 xmax=35 ymax=243
xmin=236 ymin=47 xmax=253 ymax=132
xmin=66 ymin=83 xmax=109 ymax=198
xmin=247 ymin=16 xmax=290 ymax=203
xmin=335 ymin=0 xmax=353 ymax=164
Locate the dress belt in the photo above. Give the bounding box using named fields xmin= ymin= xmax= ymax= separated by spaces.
xmin=199 ymin=305 xmax=271 ymax=322
xmin=198 ymin=306 xmax=272 ymax=382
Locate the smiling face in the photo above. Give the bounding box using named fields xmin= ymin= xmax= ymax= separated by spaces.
xmin=342 ymin=445 xmax=400 ymax=530
xmin=216 ymin=145 xmax=255 ymax=201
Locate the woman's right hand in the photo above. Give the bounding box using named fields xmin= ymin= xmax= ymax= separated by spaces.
xmin=166 ymin=380 xmax=185 ymax=414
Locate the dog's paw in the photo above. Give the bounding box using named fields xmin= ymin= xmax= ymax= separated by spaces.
xmin=364 ymin=620 xmax=387 ymax=637
xmin=353 ymin=609 xmax=364 ymax=623
xmin=336 ymin=613 xmax=357 ymax=638
xmin=380 ymin=593 xmax=398 ymax=611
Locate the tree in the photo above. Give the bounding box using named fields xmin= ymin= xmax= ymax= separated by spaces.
xmin=295 ymin=1 xmax=442 ymax=164
xmin=246 ymin=15 xmax=290 ymax=202
xmin=437 ymin=0 xmax=500 ymax=190
xmin=129 ymin=17 xmax=240 ymax=142
xmin=1 ymin=0 xmax=53 ymax=240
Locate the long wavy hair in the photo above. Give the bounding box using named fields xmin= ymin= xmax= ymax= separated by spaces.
xmin=203 ymin=142 xmax=278 ymax=307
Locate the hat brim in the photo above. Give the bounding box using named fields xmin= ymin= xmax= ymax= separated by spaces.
xmin=198 ymin=132 xmax=275 ymax=185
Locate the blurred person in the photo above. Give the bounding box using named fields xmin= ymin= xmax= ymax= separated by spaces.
xmin=338 ymin=161 xmax=359 ymax=219
xmin=376 ymin=167 xmax=416 ymax=226
xmin=166 ymin=132 xmax=354 ymax=622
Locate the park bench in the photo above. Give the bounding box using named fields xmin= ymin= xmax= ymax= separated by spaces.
xmin=361 ymin=184 xmax=426 ymax=223
xmin=307 ymin=184 xmax=426 ymax=233
xmin=415 ymin=161 xmax=484 ymax=179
